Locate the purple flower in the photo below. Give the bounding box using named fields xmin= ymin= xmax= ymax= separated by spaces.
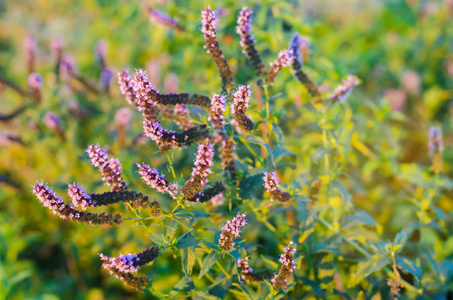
xmin=67 ymin=184 xmax=92 ymax=211
xmin=272 ymin=241 xmax=297 ymax=290
xmin=32 ymin=182 xmax=122 ymax=225
xmin=429 ymin=126 xmax=444 ymax=155
xmin=181 ymin=139 xmax=214 ymax=200
xmin=236 ymin=7 xmax=266 ymax=75
xmin=50 ymin=36 xmax=65 ymax=63
xmin=100 ymin=68 xmax=113 ymax=91
xmin=133 ymin=68 xmax=159 ymax=111
xmin=218 ymin=213 xmax=247 ymax=251
xmin=327 ymin=75 xmax=359 ymax=103
xmin=238 ymin=256 xmax=254 ymax=281
xmin=115 ymin=107 xmax=132 ymax=128
xmin=201 ymin=6 xmax=234 ymax=91
xmin=209 ymin=94 xmax=226 ymax=130
xmin=86 ymin=145 xmax=128 ymax=191
xmin=147 ymin=6 xmax=184 ymax=31
xmin=95 ymin=40 xmax=108 ymax=60
xmin=267 ymin=50 xmax=293 ymax=85
xmin=28 ymin=73 xmax=43 ymax=90
xmin=118 ymin=70 xmax=136 ymax=105
xmin=210 ymin=193 xmax=224 ymax=206
xmin=232 ymin=85 xmax=254 ymax=131
xmin=23 ymin=35 xmax=36 ymax=73
xmin=43 ymin=112 xmax=61 ymax=131
xmin=263 ymin=172 xmax=291 ymax=202
xmin=60 ymin=54 xmax=76 ymax=82
xmin=99 ymin=245 xmax=159 ymax=276
xmin=137 ymin=163 xmax=176 ymax=197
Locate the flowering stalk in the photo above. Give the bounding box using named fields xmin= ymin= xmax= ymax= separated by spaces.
xmin=160 ymin=104 xmax=192 ymax=130
xmin=232 ymin=85 xmax=254 ymax=132
xmin=181 ymin=139 xmax=214 ymax=200
xmin=201 ymin=7 xmax=235 ymax=91
xmin=185 ymin=181 xmax=225 ymax=203
xmin=219 ymin=213 xmax=247 ymax=251
xmin=327 ymin=75 xmax=359 ymax=103
xmin=272 ymin=241 xmax=297 ymax=291
xmin=266 ymin=50 xmax=293 ymax=86
xmin=289 ymin=33 xmax=321 ymax=99
xmin=236 ymin=7 xmax=266 ymax=75
xmin=23 ymin=35 xmax=36 ymax=74
xmin=43 ymin=112 xmax=65 ymax=142
xmin=51 ymin=36 xmax=64 ymax=78
xmin=209 ymin=94 xmax=226 ymax=130
xmin=429 ymin=126 xmax=444 ymax=173
xmin=115 ymin=107 xmax=132 ymax=148
xmin=137 ymin=163 xmax=178 ymax=199
xmin=95 ymin=40 xmax=108 ymax=70
xmin=86 ymin=145 xmax=128 ymax=191
xmin=28 ymin=73 xmax=43 ymax=105
xmin=238 ymin=256 xmax=272 ymax=282
xmin=210 ymin=191 xmax=224 ymax=206
xmin=100 ymin=245 xmax=160 ymax=291
xmin=143 ymin=121 xmax=209 ymax=152
xmin=263 ymin=172 xmax=291 ymax=202
xmin=118 ymin=70 xmax=137 ymax=106
xmin=100 ymin=68 xmax=113 ymax=93
xmin=33 ymin=182 xmax=122 ymax=226
xmin=147 ymin=6 xmax=184 ymax=32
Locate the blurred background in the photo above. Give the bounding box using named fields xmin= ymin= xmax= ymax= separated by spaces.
xmin=0 ymin=0 xmax=452 ymax=299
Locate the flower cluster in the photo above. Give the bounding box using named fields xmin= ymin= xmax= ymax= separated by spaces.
xmin=267 ymin=50 xmax=293 ymax=86
xmin=327 ymin=75 xmax=359 ymax=103
xmin=185 ymin=181 xmax=225 ymax=203
xmin=143 ymin=120 xmax=209 ymax=152
xmin=210 ymin=192 xmax=224 ymax=206
xmin=236 ymin=7 xmax=266 ymax=75
xmin=232 ymin=85 xmax=254 ymax=132
xmin=133 ymin=68 xmax=159 ymax=112
xmin=99 ymin=245 xmax=160 ymax=291
xmin=218 ymin=213 xmax=247 ymax=251
xmin=263 ymin=172 xmax=291 ymax=202
xmin=23 ymin=35 xmax=36 ymax=74
xmin=289 ymin=33 xmax=321 ymax=99
xmin=118 ymin=70 xmax=137 ymax=105
xmin=429 ymin=126 xmax=443 ymax=155
xmin=67 ymin=184 xmax=92 ymax=211
xmin=238 ymin=257 xmax=253 ymax=281
xmin=209 ymin=94 xmax=226 ymax=130
xmin=201 ymin=6 xmax=234 ymax=91
xmin=181 ymin=139 xmax=214 ymax=200
xmin=33 ymin=182 xmax=122 ymax=226
xmin=50 ymin=36 xmax=64 ymax=67
xmin=86 ymin=144 xmax=128 ymax=191
xmin=137 ymin=163 xmax=178 ymax=199
xmin=272 ymin=241 xmax=297 ymax=291
xmin=147 ymin=6 xmax=184 ymax=32
xmin=43 ymin=112 xmax=65 ymax=142
xmin=28 ymin=73 xmax=43 ymax=104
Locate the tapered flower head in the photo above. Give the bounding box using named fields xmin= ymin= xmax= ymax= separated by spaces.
xmin=33 ymin=182 xmax=122 ymax=225
xmin=101 ymin=68 xmax=113 ymax=91
xmin=201 ymin=6 xmax=234 ymax=91
xmin=43 ymin=112 xmax=61 ymax=131
xmin=86 ymin=145 xmax=128 ymax=191
xmin=28 ymin=73 xmax=42 ymax=90
xmin=429 ymin=126 xmax=443 ymax=155
xmin=68 ymin=184 xmax=92 ymax=211
xmin=218 ymin=213 xmax=247 ymax=251
xmin=327 ymin=76 xmax=359 ymax=103
xmin=181 ymin=138 xmax=214 ymax=200
xmin=209 ymin=94 xmax=226 ymax=130
xmin=133 ymin=68 xmax=159 ymax=110
xmin=137 ymin=163 xmax=176 ymax=198
xmin=118 ymin=70 xmax=136 ymax=105
xmin=23 ymin=34 xmax=36 ymax=73
xmin=267 ymin=50 xmax=293 ymax=85
xmin=263 ymin=172 xmax=291 ymax=202
xmin=232 ymin=85 xmax=254 ymax=131
xmin=51 ymin=36 xmax=65 ymax=63
xmin=272 ymin=241 xmax=297 ymax=290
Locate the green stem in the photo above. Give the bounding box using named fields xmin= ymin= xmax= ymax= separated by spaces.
xmin=166 ymin=153 xmax=177 ymax=181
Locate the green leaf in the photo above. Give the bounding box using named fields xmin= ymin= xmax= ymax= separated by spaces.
xmin=347 ymin=255 xmax=392 ymax=288
xmin=176 ymin=232 xmax=199 ymax=249
xmin=331 ymin=181 xmax=354 ymax=209
xmin=181 ymin=247 xmax=196 ymax=275
xmin=260 ymin=254 xmax=279 ymax=270
xmin=395 ymin=256 xmax=423 ymax=281
xmin=342 ymin=210 xmax=378 ymax=229
xmin=199 ymin=251 xmax=219 ymax=278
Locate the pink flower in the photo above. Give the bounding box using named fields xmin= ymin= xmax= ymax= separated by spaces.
xmin=218 ymin=213 xmax=247 ymax=251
